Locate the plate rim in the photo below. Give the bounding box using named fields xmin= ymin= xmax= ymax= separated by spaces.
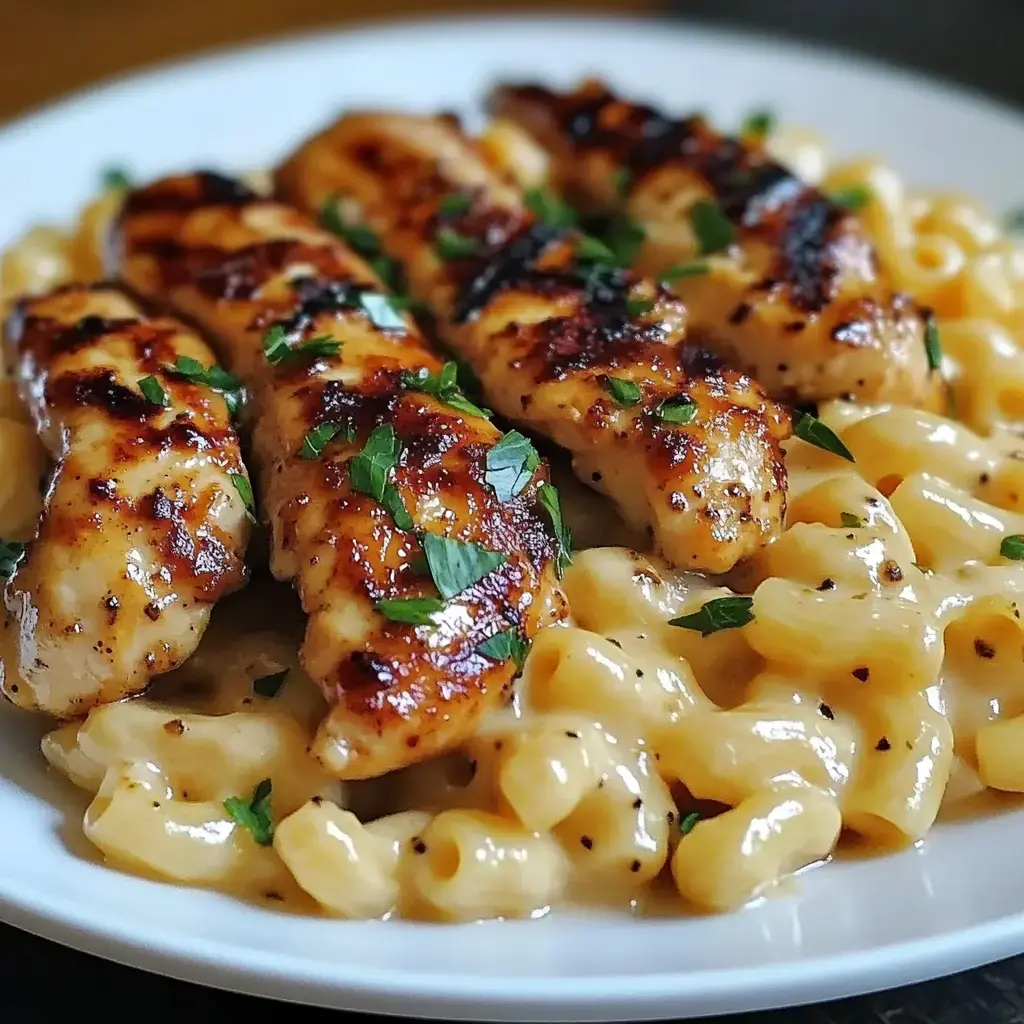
xmin=4 ymin=13 xmax=1024 ymax=1021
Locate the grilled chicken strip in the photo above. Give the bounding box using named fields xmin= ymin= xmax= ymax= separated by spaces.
xmin=276 ymin=114 xmax=790 ymax=572
xmin=113 ymin=172 xmax=566 ymax=779
xmin=488 ymin=80 xmax=940 ymax=408
xmin=1 ymin=284 xmax=251 ymax=716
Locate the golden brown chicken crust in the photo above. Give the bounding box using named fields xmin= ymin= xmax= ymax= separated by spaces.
xmin=113 ymin=172 xmax=566 ymax=778
xmin=488 ymin=80 xmax=941 ymax=409
xmin=1 ymin=283 xmax=251 ymax=716
xmin=276 ymin=114 xmax=791 ymax=572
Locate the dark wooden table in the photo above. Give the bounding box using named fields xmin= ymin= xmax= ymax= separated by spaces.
xmin=4 ymin=1 xmax=1024 ymax=1020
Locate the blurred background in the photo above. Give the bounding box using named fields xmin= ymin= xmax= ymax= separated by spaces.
xmin=2 ymin=0 xmax=1022 ymax=124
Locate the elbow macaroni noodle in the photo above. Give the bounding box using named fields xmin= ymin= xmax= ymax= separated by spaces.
xmin=8 ymin=129 xmax=1024 ymax=920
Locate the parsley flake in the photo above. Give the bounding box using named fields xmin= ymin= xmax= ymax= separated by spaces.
xmin=793 ymin=411 xmax=855 ymax=462
xmin=102 ymin=167 xmax=132 ymax=191
xmin=436 ymin=228 xmax=481 ymax=260
xmin=603 ymin=213 xmax=646 ymax=267
xmin=1004 ymin=208 xmax=1024 ymax=233
xmin=840 ymin=512 xmax=863 ymax=528
xmin=318 ymin=195 xmax=403 ymax=291
xmin=741 ymin=109 xmax=775 ymax=138
xmin=375 ymin=596 xmax=446 ymax=625
xmin=224 ymin=779 xmax=274 ymax=846
xmin=689 ymin=200 xmax=735 ymax=255
xmin=485 ymin=430 xmax=541 ymax=503
xmin=669 ymin=596 xmax=754 ymax=636
xmin=301 ymin=421 xmax=349 ymax=460
xmin=924 ymin=317 xmax=942 ymax=373
xmin=626 ymin=294 xmax=656 ymax=317
xmin=538 ymin=483 xmax=572 ymax=578
xmin=422 ymin=533 xmax=507 ymax=601
xmin=829 ymin=184 xmax=872 ymax=211
xmin=0 ymin=540 xmax=26 ymax=580
xmin=138 ymin=375 xmax=168 ymax=407
xmin=166 ymin=356 xmax=244 ymax=416
xmin=477 ymin=628 xmax=530 ymax=672
xmin=679 ymin=811 xmax=702 ymax=836
xmin=1000 ymin=534 xmax=1024 ymax=560
xmin=400 ymin=362 xmax=489 ymax=419
xmin=438 ymin=193 xmax=472 ymax=218
xmin=381 ymin=484 xmax=415 ymax=531
xmin=613 ymin=167 xmax=633 ymax=197
xmin=602 ymin=376 xmax=642 ymax=407
xmin=263 ymin=326 xmax=342 ymax=366
xmin=575 ymin=235 xmax=618 ymax=264
xmin=525 ymin=187 xmax=578 ymax=229
xmin=253 ymin=670 xmax=288 ymax=698
xmin=229 ymin=473 xmax=257 ymax=523
xmin=654 ymin=396 xmax=697 ymax=425
xmin=348 ymin=425 xmax=414 ymax=530
xmin=661 ymin=260 xmax=710 ymax=284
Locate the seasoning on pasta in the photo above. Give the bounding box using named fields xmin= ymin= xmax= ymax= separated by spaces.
xmin=679 ymin=811 xmax=702 ymax=836
xmin=669 ymin=596 xmax=754 ymax=636
xmin=1000 ymin=534 xmax=1024 ymax=560
xmin=224 ymin=779 xmax=274 ymax=846
xmin=792 ymin=411 xmax=855 ymax=462
xmin=253 ymin=670 xmax=288 ymax=699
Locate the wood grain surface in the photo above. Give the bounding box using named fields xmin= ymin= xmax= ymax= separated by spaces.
xmin=0 ymin=0 xmax=651 ymax=123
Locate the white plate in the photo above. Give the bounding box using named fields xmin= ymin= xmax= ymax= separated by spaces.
xmin=3 ymin=14 xmax=1024 ymax=1022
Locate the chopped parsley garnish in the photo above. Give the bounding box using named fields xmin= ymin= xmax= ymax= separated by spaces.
xmin=349 ymin=425 xmax=401 ymax=500
xmin=1000 ymin=534 xmax=1024 ymax=560
xmin=485 ymin=430 xmax=541 ymax=502
xmin=138 ymin=375 xmax=168 ymax=407
xmin=538 ymin=482 xmax=572 ymax=578
xmin=602 ymin=376 xmax=642 ymax=408
xmin=381 ymin=485 xmax=415 ymax=531
xmin=793 ymin=411 xmax=855 ymax=462
xmin=438 ymin=193 xmax=472 ymax=217
xmin=625 ymin=294 xmax=655 ymax=317
xmin=301 ymin=421 xmax=350 ymax=461
xmin=840 ymin=512 xmax=863 ymax=528
xmin=679 ymin=811 xmax=702 ymax=836
xmin=400 ymin=362 xmax=489 ymax=418
xmin=654 ymin=396 xmax=697 ymax=425
xmin=422 ymin=533 xmax=507 ymax=600
xmin=602 ymin=213 xmax=646 ymax=267
xmin=224 ymin=779 xmax=273 ymax=846
xmin=375 ymin=596 xmax=446 ymax=625
xmin=349 ymin=425 xmax=414 ymax=530
xmin=689 ymin=200 xmax=735 ymax=255
xmin=661 ymin=260 xmax=710 ymax=284
xmin=525 ymin=187 xmax=578 ymax=229
xmin=102 ymin=167 xmax=132 ymax=191
xmin=1004 ymin=208 xmax=1024 ymax=233
xmin=253 ymin=670 xmax=288 ymax=698
xmin=263 ymin=326 xmax=342 ymax=366
xmin=359 ymin=293 xmax=407 ymax=332
xmin=613 ymin=167 xmax=633 ymax=197
xmin=575 ymin=235 xmax=618 ymax=264
xmin=436 ymin=227 xmax=481 ymax=260
xmin=740 ymin=109 xmax=775 ymax=138
xmin=924 ymin=317 xmax=942 ymax=373
xmin=262 ymin=326 xmax=291 ymax=365
xmin=477 ymin=628 xmax=530 ymax=672
xmin=0 ymin=540 xmax=26 ymax=580
xmin=318 ymin=194 xmax=403 ymax=291
xmin=166 ymin=355 xmax=244 ymax=415
xmin=669 ymin=596 xmax=755 ymax=636
xmin=229 ymin=473 xmax=257 ymax=523
xmin=829 ymin=184 xmax=872 ymax=211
